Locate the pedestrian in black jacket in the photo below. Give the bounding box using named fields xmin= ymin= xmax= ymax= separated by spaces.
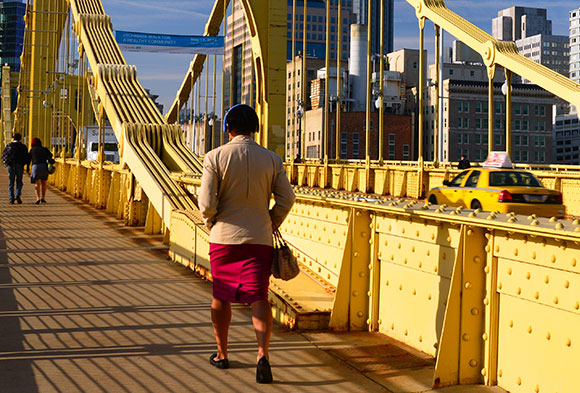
xmin=2 ymin=133 xmax=30 ymax=204
xmin=29 ymin=137 xmax=54 ymax=204
xmin=458 ymin=155 xmax=471 ymax=170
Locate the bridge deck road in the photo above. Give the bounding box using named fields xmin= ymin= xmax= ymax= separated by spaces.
xmin=0 ymin=168 xmax=506 ymax=393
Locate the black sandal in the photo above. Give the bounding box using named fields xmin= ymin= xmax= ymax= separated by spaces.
xmin=256 ymin=356 xmax=273 ymax=384
xmin=209 ymin=353 xmax=229 ymax=369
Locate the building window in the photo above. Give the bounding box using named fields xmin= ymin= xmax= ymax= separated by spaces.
xmin=340 ymin=132 xmax=347 ymax=158
xmin=475 ymin=102 xmax=482 ymax=113
xmin=515 ymin=135 xmax=521 ymax=146
xmin=522 ymin=135 xmax=528 ymax=146
xmin=475 ymin=118 xmax=481 ymax=129
xmin=540 ymin=136 xmax=545 ymax=146
xmin=458 ymin=101 xmax=462 ymax=113
xmin=522 ymin=150 xmax=528 ymax=161
xmin=523 ymin=105 xmax=529 ymax=115
xmin=495 ymin=103 xmax=502 ymax=114
xmin=515 ymin=119 xmax=521 ymax=130
xmin=522 ymin=120 xmax=529 ymax=130
xmin=494 ymin=133 xmax=502 ymax=146
xmin=463 ymin=102 xmax=469 ymax=113
xmin=463 ymin=133 xmax=469 ymax=144
xmin=483 ymin=102 xmax=488 ymax=114
xmin=515 ymin=104 xmax=521 ymax=115
xmin=353 ymin=133 xmax=359 ymax=157
xmin=495 ymin=119 xmax=502 ymax=130
xmin=403 ymin=145 xmax=409 ymax=160
xmin=458 ymin=134 xmax=462 ymax=144
xmin=475 ymin=133 xmax=481 ymax=144
xmin=515 ymin=150 xmax=521 ymax=161
xmin=389 ymin=134 xmax=395 ymax=160
xmin=463 ymin=118 xmax=469 ymax=128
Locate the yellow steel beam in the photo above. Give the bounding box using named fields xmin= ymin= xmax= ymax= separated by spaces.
xmin=408 ymin=0 xmax=580 ymax=110
xmin=1 ymin=65 xmax=12 ymax=146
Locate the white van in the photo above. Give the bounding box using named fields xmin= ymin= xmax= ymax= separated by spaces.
xmin=81 ymin=125 xmax=119 ymax=163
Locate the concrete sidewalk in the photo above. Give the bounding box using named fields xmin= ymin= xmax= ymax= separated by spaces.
xmin=0 ymin=169 xmax=504 ymax=393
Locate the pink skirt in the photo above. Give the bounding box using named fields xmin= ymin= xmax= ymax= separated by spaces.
xmin=209 ymin=243 xmax=274 ymax=303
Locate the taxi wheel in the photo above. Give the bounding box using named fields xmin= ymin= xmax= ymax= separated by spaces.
xmin=428 ymin=195 xmax=437 ymax=205
xmin=471 ymin=200 xmax=482 ymax=210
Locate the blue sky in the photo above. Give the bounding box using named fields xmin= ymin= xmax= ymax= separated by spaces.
xmin=100 ymin=0 xmax=577 ymax=114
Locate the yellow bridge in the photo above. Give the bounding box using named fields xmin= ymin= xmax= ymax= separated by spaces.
xmin=2 ymin=0 xmax=578 ymax=392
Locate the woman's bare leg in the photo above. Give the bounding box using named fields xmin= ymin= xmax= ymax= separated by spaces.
xmin=34 ymin=180 xmax=41 ymax=201
xmin=41 ymin=180 xmax=47 ymax=199
xmin=251 ymin=300 xmax=272 ymax=362
xmin=211 ymin=297 xmax=231 ymax=360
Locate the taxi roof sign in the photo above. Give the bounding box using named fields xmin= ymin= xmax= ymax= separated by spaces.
xmin=483 ymin=151 xmax=513 ymax=168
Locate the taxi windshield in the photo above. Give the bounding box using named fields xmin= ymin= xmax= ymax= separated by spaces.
xmin=489 ymin=171 xmax=542 ymax=187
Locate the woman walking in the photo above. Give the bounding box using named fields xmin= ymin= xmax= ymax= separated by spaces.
xmin=29 ymin=137 xmax=54 ymax=204
xmin=198 ymin=105 xmax=295 ymax=384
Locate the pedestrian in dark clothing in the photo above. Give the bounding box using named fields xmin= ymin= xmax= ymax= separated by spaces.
xmin=458 ymin=155 xmax=471 ymax=170
xmin=2 ymin=133 xmax=30 ymax=204
xmin=29 ymin=137 xmax=54 ymax=204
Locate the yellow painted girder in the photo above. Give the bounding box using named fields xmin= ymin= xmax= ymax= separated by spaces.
xmin=166 ymin=0 xmax=229 ymax=124
xmin=408 ymin=0 xmax=580 ymax=109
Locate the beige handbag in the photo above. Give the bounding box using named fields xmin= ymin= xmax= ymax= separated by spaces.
xmin=271 ymin=230 xmax=300 ymax=280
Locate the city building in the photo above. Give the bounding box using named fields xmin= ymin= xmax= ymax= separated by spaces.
xmin=224 ymin=0 xmax=356 ymax=108
xmin=569 ymin=7 xmax=580 ymax=84
xmin=425 ymin=77 xmax=554 ymax=164
xmin=352 ymin=0 xmax=394 ymax=57
xmin=0 ymin=0 xmax=25 ymax=112
xmin=0 ymin=0 xmax=25 ymax=72
xmin=492 ymin=7 xmax=569 ymax=81
xmin=553 ymin=114 xmax=580 ymax=164
xmin=301 ymin=108 xmax=412 ymax=160
xmin=285 ymin=55 xmax=327 ymax=159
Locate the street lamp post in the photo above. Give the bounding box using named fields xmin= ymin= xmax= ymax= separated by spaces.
xmin=296 ymin=100 xmax=303 ymax=161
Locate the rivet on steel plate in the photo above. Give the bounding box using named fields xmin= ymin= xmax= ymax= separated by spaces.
xmin=465 ymin=282 xmax=473 ymax=289
xmin=516 ymin=287 xmax=521 ymax=295
xmin=549 ymin=216 xmax=558 ymax=223
xmin=481 ymin=368 xmax=487 ymax=376
xmin=554 ymin=296 xmax=559 ymax=304
xmin=471 ymin=308 xmax=479 ymax=315
xmin=546 ymin=332 xmax=551 ymax=340
xmin=514 ymin=249 xmax=518 ymax=256
xmin=534 ymin=291 xmax=540 ymax=300
xmin=357 ymin=311 xmax=364 ymax=318
xmin=462 ymin=334 xmax=470 ymax=341
xmin=555 ymin=222 xmax=564 ymax=230
xmin=564 ymin=280 xmax=570 ymax=289
xmin=551 ymin=255 xmax=556 ymax=263
xmin=527 ymin=326 xmax=532 ymax=334
xmin=531 ymin=219 xmax=539 ymax=226
xmin=509 ymin=320 xmax=514 ymax=327
xmin=469 ymin=359 xmax=478 ymax=367
xmin=566 ymin=338 xmax=572 ymax=347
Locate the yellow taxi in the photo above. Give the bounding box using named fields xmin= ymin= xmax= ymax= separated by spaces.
xmin=426 ymin=167 xmax=565 ymax=218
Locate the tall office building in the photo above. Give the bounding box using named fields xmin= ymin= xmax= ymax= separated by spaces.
xmin=492 ymin=7 xmax=568 ymax=80
xmin=569 ymin=7 xmax=580 ymax=84
xmin=0 ymin=0 xmax=25 ymax=72
xmin=224 ymin=0 xmax=356 ymax=109
xmin=0 ymin=0 xmax=26 ymax=112
xmin=353 ymin=0 xmax=394 ymax=56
